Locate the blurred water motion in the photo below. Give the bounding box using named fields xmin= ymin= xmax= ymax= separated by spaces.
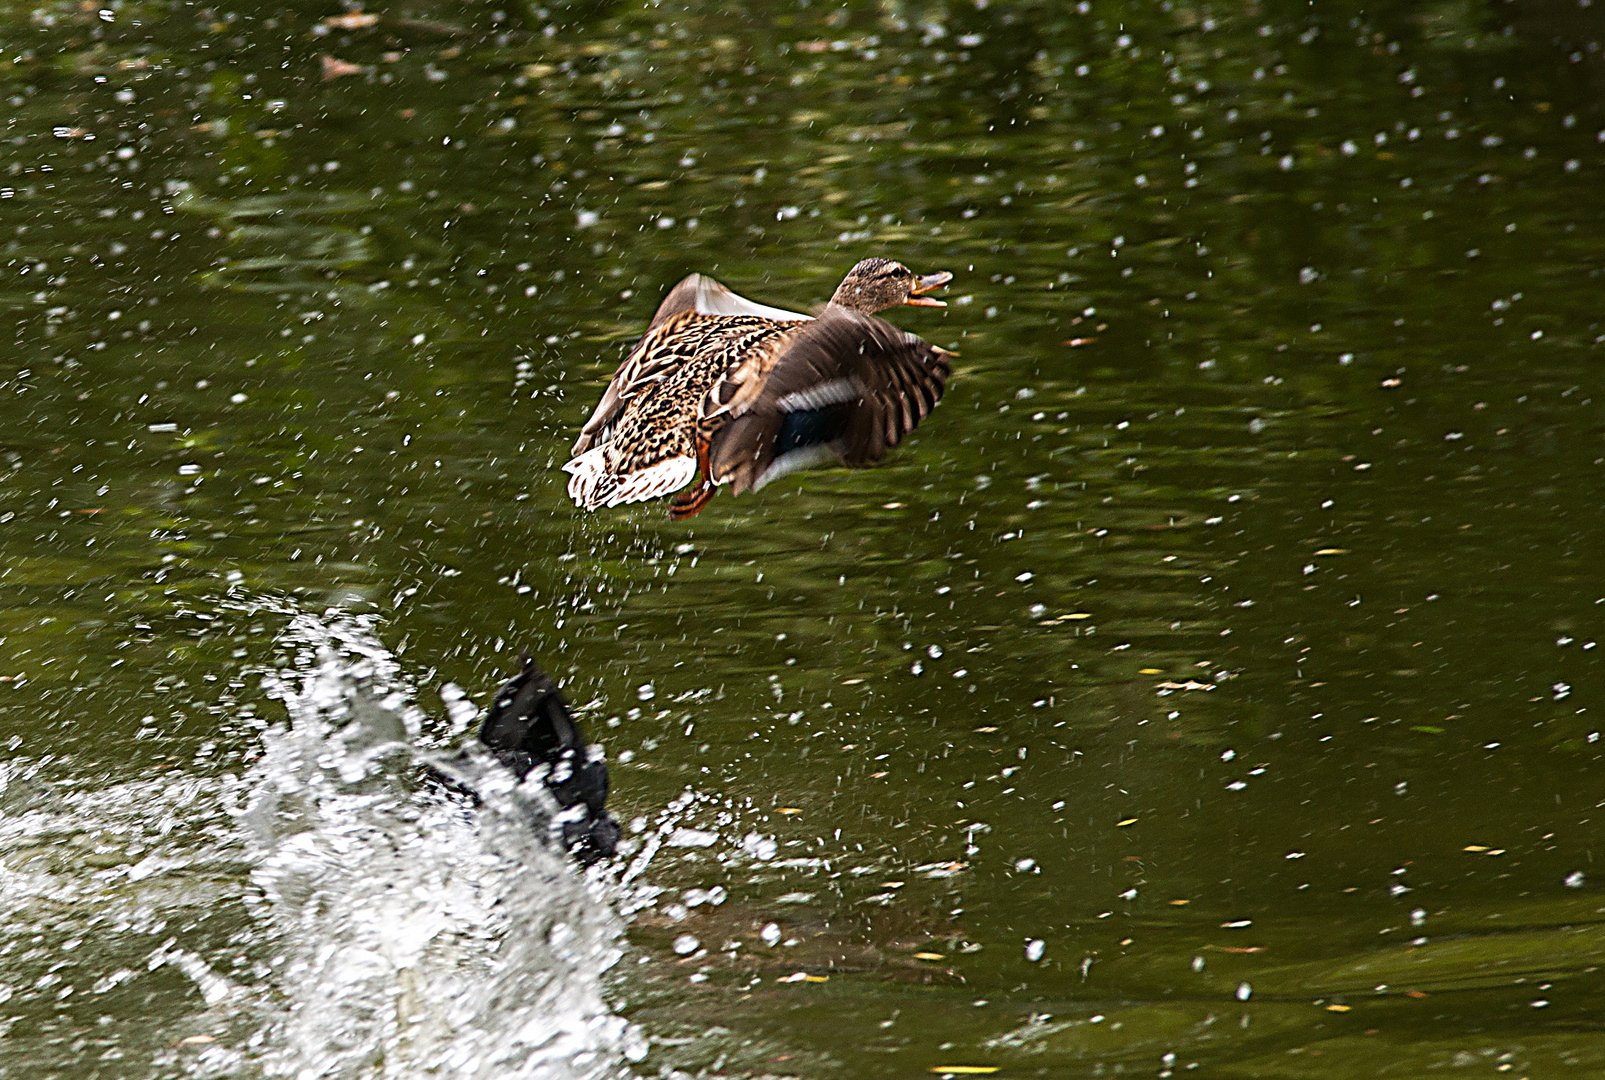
xmin=1 ymin=0 xmax=1604 ymax=1077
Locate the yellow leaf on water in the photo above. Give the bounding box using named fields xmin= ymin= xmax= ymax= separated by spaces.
xmin=1169 ymin=899 xmax=1190 ymax=906
xmin=802 ymin=974 xmax=829 ymax=982
xmin=1117 ymin=818 xmax=1138 ymax=827
xmin=975 ymin=726 xmax=998 ymax=733
xmin=324 ymin=12 xmax=380 ymax=29
xmin=1064 ymin=612 xmax=1092 ymax=620
xmin=1325 ymin=1004 xmax=1352 ymax=1012
xmin=1463 ymin=845 xmax=1489 ymax=852
xmin=777 ymin=808 xmax=803 ymax=814
xmin=914 ymin=952 xmax=946 ymax=960
xmin=932 ymin=1069 xmax=1000 ymax=1076
xmin=1314 ymin=548 xmax=1348 ymax=555
xmin=1138 ymin=668 xmax=1164 ymax=674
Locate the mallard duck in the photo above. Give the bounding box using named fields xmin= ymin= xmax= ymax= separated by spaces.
xmin=563 ymin=257 xmax=954 ymax=519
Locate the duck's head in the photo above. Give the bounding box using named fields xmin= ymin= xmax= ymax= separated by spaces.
xmin=829 ymin=258 xmax=954 ymax=313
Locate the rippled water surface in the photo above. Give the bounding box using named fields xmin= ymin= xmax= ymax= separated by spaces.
xmin=3 ymin=0 xmax=1605 ymax=1077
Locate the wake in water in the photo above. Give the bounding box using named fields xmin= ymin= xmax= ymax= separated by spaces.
xmin=218 ymin=610 xmax=646 ymax=1079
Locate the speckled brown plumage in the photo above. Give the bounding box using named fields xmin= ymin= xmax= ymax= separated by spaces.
xmin=575 ymin=311 xmax=797 ymax=473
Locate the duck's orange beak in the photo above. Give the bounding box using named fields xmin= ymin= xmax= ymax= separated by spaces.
xmin=905 ymin=270 xmax=953 ymax=307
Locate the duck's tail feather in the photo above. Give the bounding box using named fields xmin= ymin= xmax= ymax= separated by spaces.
xmin=563 ymin=447 xmax=697 ymax=510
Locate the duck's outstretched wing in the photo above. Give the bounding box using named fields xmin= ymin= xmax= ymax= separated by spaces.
xmin=705 ymin=307 xmax=951 ymax=495
xmin=478 ymin=654 xmax=619 ymax=864
xmin=570 ymin=274 xmax=812 ymax=456
xmin=647 ymin=272 xmax=813 ymax=330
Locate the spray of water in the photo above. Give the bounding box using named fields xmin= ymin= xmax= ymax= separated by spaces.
xmin=0 ymin=605 xmax=646 ymax=1078
xmin=224 ymin=610 xmax=647 ymax=1079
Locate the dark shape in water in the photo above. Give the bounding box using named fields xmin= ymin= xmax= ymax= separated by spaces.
xmin=439 ymin=654 xmax=620 ymax=865
xmin=564 ymin=258 xmax=953 ymax=520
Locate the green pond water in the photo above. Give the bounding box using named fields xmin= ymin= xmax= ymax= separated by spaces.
xmin=2 ymin=0 xmax=1604 ymax=1076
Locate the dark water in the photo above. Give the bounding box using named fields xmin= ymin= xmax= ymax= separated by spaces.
xmin=2 ymin=0 xmax=1604 ymax=1076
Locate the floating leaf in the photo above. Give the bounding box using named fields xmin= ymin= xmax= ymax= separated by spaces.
xmin=324 ymin=11 xmax=380 ymax=29
xmin=914 ymin=952 xmax=946 ymax=960
xmin=1220 ymin=920 xmax=1253 ymax=928
xmin=1138 ymin=668 xmax=1164 ymax=674
xmin=932 ymin=1069 xmax=1000 ymax=1076
xmin=777 ymin=807 xmax=803 ymax=814
xmin=320 ymin=55 xmax=365 ymax=80
xmin=1463 ymin=845 xmax=1490 ymax=852
xmin=1169 ymin=899 xmax=1190 ymax=906
xmin=1325 ymin=1004 xmax=1352 ymax=1012
xmin=1117 ymin=818 xmax=1138 ymax=827
xmin=1314 ymin=548 xmax=1348 ymax=555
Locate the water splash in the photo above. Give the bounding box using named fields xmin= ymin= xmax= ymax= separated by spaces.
xmin=230 ymin=610 xmax=646 ymax=1079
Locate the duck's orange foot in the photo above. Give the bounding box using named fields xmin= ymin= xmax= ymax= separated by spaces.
xmin=667 ymin=482 xmax=715 ymax=520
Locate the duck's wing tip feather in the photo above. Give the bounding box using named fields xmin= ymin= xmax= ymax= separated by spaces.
xmin=692 ymin=276 xmax=813 ymax=323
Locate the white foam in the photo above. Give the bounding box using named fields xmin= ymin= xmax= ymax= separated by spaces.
xmin=239 ymin=611 xmax=646 ymax=1079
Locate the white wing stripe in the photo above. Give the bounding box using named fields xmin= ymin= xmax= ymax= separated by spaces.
xmin=774 ymin=378 xmax=861 ymax=413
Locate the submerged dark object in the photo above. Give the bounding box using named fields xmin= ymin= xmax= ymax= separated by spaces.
xmin=459 ymin=654 xmax=621 ymax=865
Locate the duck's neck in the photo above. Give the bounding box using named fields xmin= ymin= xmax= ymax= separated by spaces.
xmin=826 ymin=289 xmax=884 ymax=313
